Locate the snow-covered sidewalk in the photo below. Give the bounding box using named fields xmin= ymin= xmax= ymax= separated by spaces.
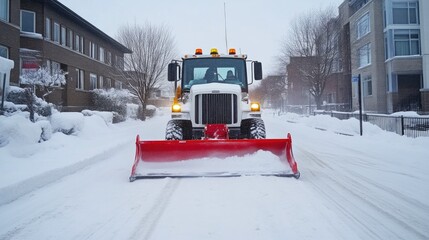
xmin=0 ymin=111 xmax=170 ymax=205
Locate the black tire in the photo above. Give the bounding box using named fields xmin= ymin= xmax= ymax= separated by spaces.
xmin=165 ymin=120 xmax=192 ymax=140
xmin=240 ymin=118 xmax=266 ymax=139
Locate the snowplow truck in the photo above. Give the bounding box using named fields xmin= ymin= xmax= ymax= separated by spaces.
xmin=129 ymin=48 xmax=299 ymax=181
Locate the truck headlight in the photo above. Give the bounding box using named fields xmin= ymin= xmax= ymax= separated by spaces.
xmin=250 ymin=102 xmax=260 ymax=112
xmin=172 ymin=103 xmax=181 ymax=112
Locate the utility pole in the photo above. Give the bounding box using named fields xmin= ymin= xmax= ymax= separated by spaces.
xmin=352 ymin=74 xmax=363 ymax=136
xmin=224 ymin=2 xmax=228 ymax=52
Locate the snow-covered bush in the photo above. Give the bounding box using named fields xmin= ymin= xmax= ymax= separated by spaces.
xmin=140 ymin=105 xmax=157 ymax=119
xmin=36 ymin=120 xmax=52 ymax=142
xmin=0 ymin=114 xmax=43 ymax=146
xmin=20 ymin=66 xmax=67 ymax=101
xmin=82 ymin=110 xmax=113 ymax=124
xmin=6 ymin=86 xmax=53 ymax=120
xmin=92 ymin=88 xmax=132 ymax=123
xmin=126 ymin=103 xmax=156 ymax=120
xmin=127 ymin=103 xmax=139 ymax=119
xmin=50 ymin=112 xmax=84 ymax=135
xmin=6 ymin=86 xmax=27 ymax=104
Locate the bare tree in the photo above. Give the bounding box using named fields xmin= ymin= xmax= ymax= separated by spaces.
xmin=20 ymin=66 xmax=67 ymax=101
xmin=20 ymin=66 xmax=67 ymax=122
xmin=280 ymin=8 xmax=340 ymax=109
xmin=250 ymin=75 xmax=287 ymax=109
xmin=116 ymin=22 xmax=176 ymax=120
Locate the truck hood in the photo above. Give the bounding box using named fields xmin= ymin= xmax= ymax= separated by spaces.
xmin=190 ymin=83 xmax=242 ymax=95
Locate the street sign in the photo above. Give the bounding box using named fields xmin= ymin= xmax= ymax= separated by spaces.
xmin=352 ymin=76 xmax=359 ymax=82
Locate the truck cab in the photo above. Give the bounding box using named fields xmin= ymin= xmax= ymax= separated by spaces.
xmin=166 ymin=48 xmax=265 ymax=140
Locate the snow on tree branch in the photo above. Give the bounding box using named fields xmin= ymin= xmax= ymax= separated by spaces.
xmin=20 ymin=66 xmax=67 ymax=88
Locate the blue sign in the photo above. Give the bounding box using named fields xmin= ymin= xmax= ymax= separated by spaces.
xmin=352 ymin=76 xmax=359 ymax=82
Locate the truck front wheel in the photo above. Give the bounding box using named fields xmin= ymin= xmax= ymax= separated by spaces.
xmin=240 ymin=118 xmax=266 ymax=139
xmin=165 ymin=120 xmax=192 ymax=140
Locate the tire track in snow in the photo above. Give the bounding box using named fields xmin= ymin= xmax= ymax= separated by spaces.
xmin=0 ymin=141 xmax=129 ymax=206
xmin=299 ymin=149 xmax=385 ymax=239
xmin=129 ymin=178 xmax=180 ymax=240
xmin=0 ymin=141 xmax=131 ymax=240
xmin=298 ymin=147 xmax=429 ymax=240
xmin=303 ymin=145 xmax=429 ymax=229
xmin=0 ymin=203 xmax=72 ymax=240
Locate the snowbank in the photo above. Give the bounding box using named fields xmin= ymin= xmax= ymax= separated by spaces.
xmin=0 ymin=114 xmax=41 ymax=146
xmin=82 ymin=110 xmax=113 ymax=124
xmin=50 ymin=112 xmax=85 ymax=135
xmin=278 ymin=112 xmax=385 ymax=136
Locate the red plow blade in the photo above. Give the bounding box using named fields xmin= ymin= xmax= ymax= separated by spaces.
xmin=129 ymin=133 xmax=299 ymax=181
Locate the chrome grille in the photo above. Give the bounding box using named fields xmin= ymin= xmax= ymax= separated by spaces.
xmin=195 ymin=94 xmax=238 ymax=124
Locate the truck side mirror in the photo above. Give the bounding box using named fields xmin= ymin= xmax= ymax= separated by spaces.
xmin=168 ymin=63 xmax=179 ymax=82
xmin=254 ymin=61 xmax=262 ymax=80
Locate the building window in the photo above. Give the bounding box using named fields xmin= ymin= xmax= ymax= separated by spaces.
xmin=106 ymin=51 xmax=112 ymax=65
xmin=76 ymin=69 xmax=84 ymax=90
xmin=99 ymin=75 xmax=103 ymax=89
xmin=53 ymin=22 xmax=60 ymax=43
xmin=75 ymin=34 xmax=84 ymax=53
xmin=394 ymin=29 xmax=420 ymax=56
xmin=0 ymin=0 xmax=9 ymax=22
xmin=115 ymin=80 xmax=122 ymax=89
xmin=392 ymin=2 xmax=419 ymax=24
xmin=20 ymin=10 xmax=35 ymax=32
xmin=115 ymin=56 xmax=124 ymax=69
xmin=358 ymin=43 xmax=371 ymax=67
xmin=326 ymin=93 xmax=335 ymax=103
xmin=90 ymin=73 xmax=97 ymax=90
xmin=89 ymin=41 xmax=97 ymax=59
xmin=363 ymin=75 xmax=372 ymax=96
xmin=45 ymin=18 xmax=51 ymax=40
xmin=356 ymin=13 xmax=370 ymax=39
xmin=51 ymin=61 xmax=61 ymax=86
xmin=80 ymin=36 xmax=84 ymax=53
xmin=99 ymin=47 xmax=104 ymax=62
xmin=74 ymin=35 xmax=80 ymax=51
xmin=61 ymin=26 xmax=66 ymax=46
xmin=61 ymin=26 xmax=67 ymax=46
xmin=105 ymin=78 xmax=112 ymax=88
xmin=46 ymin=59 xmax=51 ymax=73
xmin=68 ymin=29 xmax=73 ymax=48
xmin=0 ymin=44 xmax=9 ymax=58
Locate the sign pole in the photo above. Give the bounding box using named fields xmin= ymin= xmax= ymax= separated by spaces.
xmin=358 ymin=74 xmax=363 ymax=136
xmin=1 ymin=73 xmax=6 ymax=113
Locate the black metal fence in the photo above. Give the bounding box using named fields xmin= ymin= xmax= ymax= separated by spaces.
xmin=315 ymin=111 xmax=429 ymax=138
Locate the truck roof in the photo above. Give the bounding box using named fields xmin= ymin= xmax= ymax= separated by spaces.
xmin=182 ymin=48 xmax=247 ymax=60
xmin=182 ymin=54 xmax=247 ymax=60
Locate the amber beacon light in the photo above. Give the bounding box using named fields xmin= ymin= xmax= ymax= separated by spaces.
xmin=210 ymin=48 xmax=219 ymax=55
xmin=195 ymin=48 xmax=203 ymax=55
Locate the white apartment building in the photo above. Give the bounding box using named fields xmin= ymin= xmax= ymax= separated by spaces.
xmin=340 ymin=0 xmax=428 ymax=113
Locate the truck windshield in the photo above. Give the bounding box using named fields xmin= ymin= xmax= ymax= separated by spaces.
xmin=182 ymin=58 xmax=247 ymax=91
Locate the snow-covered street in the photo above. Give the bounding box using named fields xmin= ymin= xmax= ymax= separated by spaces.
xmin=0 ymin=109 xmax=428 ymax=240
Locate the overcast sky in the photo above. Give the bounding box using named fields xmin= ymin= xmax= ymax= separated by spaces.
xmin=58 ymin=0 xmax=344 ymax=75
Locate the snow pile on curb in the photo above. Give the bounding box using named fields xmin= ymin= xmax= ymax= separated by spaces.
xmin=277 ymin=112 xmax=385 ymax=136
xmin=51 ymin=112 xmax=85 ymax=135
xmin=0 ymin=114 xmax=42 ymax=146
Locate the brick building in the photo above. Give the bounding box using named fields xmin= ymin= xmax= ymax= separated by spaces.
xmin=0 ymin=0 xmax=131 ymax=111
